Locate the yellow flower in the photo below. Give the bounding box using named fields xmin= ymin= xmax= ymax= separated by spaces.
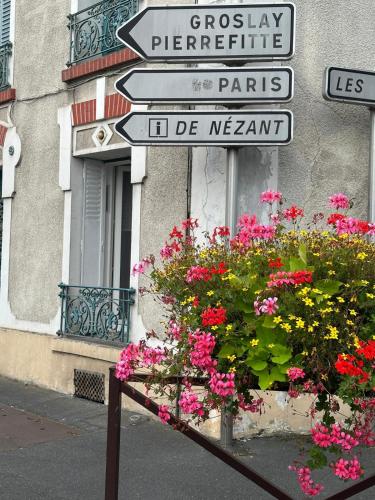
xmin=346 ymin=319 xmax=354 ymax=326
xmin=303 ymin=298 xmax=314 ymax=307
xmin=337 ymin=297 xmax=345 ymax=303
xmin=328 ymin=270 xmax=336 ymax=276
xmin=313 ymin=252 xmax=320 ymax=257
xmin=361 ymin=280 xmax=369 ymax=286
xmin=227 ymin=354 xmax=236 ymax=362
xmin=307 ymin=326 xmax=314 ymax=332
xmin=323 ymin=294 xmax=331 ymax=300
xmin=211 ymin=326 xmax=218 ymax=331
xmin=353 ymin=336 xmax=360 ymax=348
xmin=281 ymin=323 xmax=292 ymax=333
xmin=187 ymin=296 xmax=195 ymax=302
xmin=349 ymin=309 xmax=357 ymax=316
xmin=295 ymin=319 xmax=305 ymax=329
xmin=288 ymin=314 xmax=296 ymax=320
xmin=312 ymin=288 xmax=322 ymax=295
xmin=321 ymin=374 xmax=328 ymax=380
xmin=273 ymin=316 xmax=283 ymax=324
xmin=356 ymin=252 xmax=367 ymax=261
xmin=250 ymin=339 xmax=259 ymax=347
xmin=366 ymin=293 xmax=375 ymax=299
xmin=229 ymin=366 xmax=236 ymax=373
xmin=206 ymin=290 xmax=214 ymax=296
xmin=301 ymin=351 xmax=308 ymax=356
xmin=226 ymin=324 xmax=233 ymax=331
xmin=242 ymin=287 xmax=249 ymax=292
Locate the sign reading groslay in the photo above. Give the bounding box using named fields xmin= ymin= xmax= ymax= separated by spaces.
xmin=117 ymin=3 xmax=295 ymax=62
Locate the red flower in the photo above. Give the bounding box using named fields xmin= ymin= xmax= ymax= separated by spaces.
xmin=211 ymin=262 xmax=227 ymax=275
xmin=169 ymin=226 xmax=184 ymax=239
xmin=327 ymin=213 xmax=346 ymax=225
xmin=201 ymin=307 xmax=227 ymax=327
xmin=356 ymin=340 xmax=375 ymax=361
xmin=283 ymin=205 xmax=304 ymax=221
xmin=268 ymin=257 xmax=284 ymax=269
xmin=192 ymin=296 xmax=200 ymax=308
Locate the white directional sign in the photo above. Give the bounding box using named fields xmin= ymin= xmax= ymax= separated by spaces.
xmin=115 ymin=110 xmax=293 ymax=146
xmin=324 ymin=67 xmax=375 ymax=106
xmin=116 ymin=67 xmax=294 ymax=104
xmin=117 ymin=3 xmax=296 ymax=62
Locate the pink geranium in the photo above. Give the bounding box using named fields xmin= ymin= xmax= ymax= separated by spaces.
xmin=329 ymin=193 xmax=350 ymax=210
xmin=287 ymin=367 xmax=306 ymax=382
xmin=260 ymin=190 xmax=282 ymax=204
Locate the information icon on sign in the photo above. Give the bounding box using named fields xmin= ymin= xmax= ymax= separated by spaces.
xmin=149 ymin=118 xmax=168 ymax=137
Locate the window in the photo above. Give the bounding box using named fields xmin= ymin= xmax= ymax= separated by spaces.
xmin=0 ymin=0 xmax=11 ymax=90
xmin=0 ymin=0 xmax=10 ymax=46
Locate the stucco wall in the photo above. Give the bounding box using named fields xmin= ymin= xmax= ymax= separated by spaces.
xmin=279 ymin=0 xmax=373 ymax=219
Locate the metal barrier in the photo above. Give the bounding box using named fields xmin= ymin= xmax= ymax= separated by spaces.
xmin=105 ymin=368 xmax=375 ymax=499
xmin=67 ymin=0 xmax=138 ymax=65
xmin=58 ymin=283 xmax=135 ymax=344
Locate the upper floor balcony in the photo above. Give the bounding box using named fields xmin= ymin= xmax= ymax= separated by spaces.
xmin=67 ymin=0 xmax=138 ymax=66
xmin=0 ymin=42 xmax=12 ymax=90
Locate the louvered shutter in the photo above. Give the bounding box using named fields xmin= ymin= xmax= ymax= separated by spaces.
xmin=81 ymin=160 xmax=106 ymax=286
xmin=0 ymin=0 xmax=10 ymax=45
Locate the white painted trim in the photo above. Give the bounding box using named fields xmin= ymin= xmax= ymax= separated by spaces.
xmin=58 ymin=106 xmax=72 ymax=191
xmin=96 ymin=77 xmax=106 ymax=121
xmin=61 ymin=191 xmax=72 ymax=284
xmin=71 ymin=0 xmax=79 ymax=14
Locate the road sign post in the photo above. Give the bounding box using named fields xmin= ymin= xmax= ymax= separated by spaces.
xmin=117 ymin=3 xmax=295 ymax=62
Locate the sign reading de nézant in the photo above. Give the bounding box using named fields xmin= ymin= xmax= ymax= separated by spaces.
xmin=324 ymin=67 xmax=375 ymax=106
xmin=116 ymin=67 xmax=294 ymax=104
xmin=117 ymin=3 xmax=295 ymax=62
xmin=115 ymin=110 xmax=293 ymax=146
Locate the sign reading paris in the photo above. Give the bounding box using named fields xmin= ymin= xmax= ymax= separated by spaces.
xmin=115 ymin=110 xmax=293 ymax=146
xmin=117 ymin=3 xmax=295 ymax=62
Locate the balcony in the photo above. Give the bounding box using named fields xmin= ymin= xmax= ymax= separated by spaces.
xmin=58 ymin=283 xmax=135 ymax=344
xmin=67 ymin=0 xmax=138 ymax=66
xmin=0 ymin=42 xmax=12 ymax=90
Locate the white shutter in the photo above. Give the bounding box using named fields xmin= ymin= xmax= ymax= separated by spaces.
xmin=81 ymin=160 xmax=106 ymax=286
xmin=0 ymin=0 xmax=10 ymax=45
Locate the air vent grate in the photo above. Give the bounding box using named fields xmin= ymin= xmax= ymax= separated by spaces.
xmin=74 ymin=369 xmax=105 ymax=404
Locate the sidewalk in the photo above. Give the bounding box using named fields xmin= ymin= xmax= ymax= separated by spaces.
xmin=0 ymin=376 xmax=373 ymax=500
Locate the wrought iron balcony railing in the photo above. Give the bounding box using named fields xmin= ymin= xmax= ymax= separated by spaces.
xmin=0 ymin=42 xmax=12 ymax=90
xmin=58 ymin=283 xmax=135 ymax=344
xmin=67 ymin=0 xmax=138 ymax=66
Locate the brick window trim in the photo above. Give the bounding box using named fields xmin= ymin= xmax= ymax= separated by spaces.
xmin=0 ymin=88 xmax=16 ymax=106
xmin=62 ymin=48 xmax=140 ymax=83
xmin=71 ymin=94 xmax=131 ymax=126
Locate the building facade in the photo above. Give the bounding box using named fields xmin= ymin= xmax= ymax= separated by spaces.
xmin=0 ymin=0 xmax=374 ymax=405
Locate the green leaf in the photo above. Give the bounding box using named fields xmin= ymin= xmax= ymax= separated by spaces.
xmin=252 ymin=365 xmax=286 ymax=389
xmin=256 ymin=326 xmax=278 ymax=346
xmin=315 ymin=279 xmax=342 ymax=296
xmin=218 ymin=345 xmax=237 ymax=358
xmin=270 ymin=345 xmax=292 ymax=365
xmin=234 ymin=299 xmax=254 ymax=314
xmin=298 ymin=243 xmax=307 ymax=264
xmin=289 ymin=256 xmax=306 ymax=272
xmin=307 ymin=447 xmax=328 ymax=470
xmin=246 ymin=359 xmax=268 ymax=371
xmin=262 ymin=315 xmax=277 ymax=329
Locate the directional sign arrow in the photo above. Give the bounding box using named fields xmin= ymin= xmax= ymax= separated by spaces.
xmin=115 ymin=67 xmax=294 ymax=104
xmin=117 ymin=3 xmax=295 ymax=62
xmin=324 ymin=67 xmax=375 ymax=106
xmin=115 ymin=110 xmax=293 ymax=146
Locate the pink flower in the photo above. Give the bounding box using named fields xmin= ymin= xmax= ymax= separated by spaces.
xmin=188 ymin=330 xmax=217 ymax=374
xmin=329 ymin=193 xmax=350 ymax=210
xmin=186 ymin=265 xmax=212 ymax=283
xmin=168 ymin=321 xmax=183 ymax=340
xmin=260 ymin=297 xmax=279 ymax=315
xmin=289 ymin=466 xmax=324 ymax=496
xmin=160 ymin=244 xmax=174 ymax=259
xmin=132 ymin=258 xmax=151 ymax=276
xmin=209 ymin=372 xmax=235 ymax=397
xmin=182 ymin=218 xmax=199 ymax=230
xmin=287 ymin=367 xmax=306 ymax=382
xmin=179 ymin=390 xmax=204 ymax=416
xmin=311 ymin=423 xmax=332 ymax=448
xmin=238 ymin=395 xmax=263 ymax=413
xmin=333 ymin=457 xmax=363 ymax=480
xmin=260 ymin=190 xmax=282 ymax=204
xmin=158 ymin=405 xmax=171 ymax=425
xmin=142 ymin=347 xmax=166 ymax=367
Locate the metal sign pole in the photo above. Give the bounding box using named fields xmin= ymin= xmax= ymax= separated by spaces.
xmin=369 ymin=108 xmax=375 ymax=223
xmin=225 ymin=147 xmax=239 ymax=237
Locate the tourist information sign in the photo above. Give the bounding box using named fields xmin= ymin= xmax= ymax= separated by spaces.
xmin=323 ymin=67 xmax=375 ymax=106
xmin=115 ymin=67 xmax=294 ymax=104
xmin=116 ymin=3 xmax=295 ymax=62
xmin=115 ymin=110 xmax=293 ymax=146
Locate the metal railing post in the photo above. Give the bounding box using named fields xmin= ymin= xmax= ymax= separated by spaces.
xmin=105 ymin=367 xmax=122 ymax=500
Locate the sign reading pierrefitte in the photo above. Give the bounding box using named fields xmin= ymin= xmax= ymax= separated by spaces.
xmin=114 ymin=110 xmax=293 ymax=146
xmin=116 ymin=3 xmax=295 ymax=62
xmin=324 ymin=67 xmax=375 ymax=106
xmin=115 ymin=67 xmax=294 ymax=104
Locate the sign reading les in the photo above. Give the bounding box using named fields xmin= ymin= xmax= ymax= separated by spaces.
xmin=117 ymin=3 xmax=295 ymax=62
xmin=324 ymin=67 xmax=375 ymax=106
xmin=115 ymin=110 xmax=293 ymax=146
